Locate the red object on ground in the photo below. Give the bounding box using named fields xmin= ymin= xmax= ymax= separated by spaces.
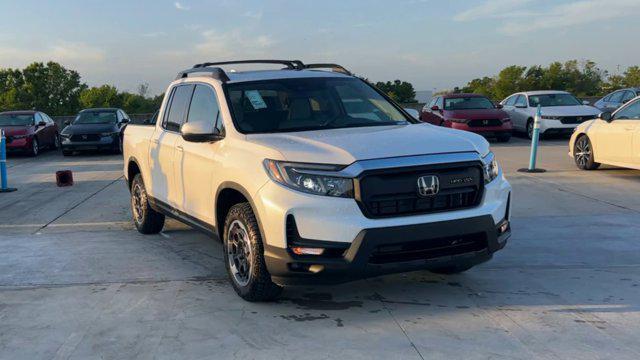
xmin=56 ymin=170 xmax=74 ymax=187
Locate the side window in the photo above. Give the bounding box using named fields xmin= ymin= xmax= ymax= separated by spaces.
xmin=613 ymin=100 xmax=640 ymax=120
xmin=609 ymin=91 xmax=624 ymax=103
xmin=164 ymin=85 xmax=195 ymax=132
xmin=622 ymin=91 xmax=636 ymax=103
xmin=504 ymin=95 xmax=516 ymax=106
xmin=186 ymin=84 xmax=223 ymax=133
xmin=44 ymin=114 xmax=53 ymax=124
xmin=514 ymin=95 xmax=527 ymax=107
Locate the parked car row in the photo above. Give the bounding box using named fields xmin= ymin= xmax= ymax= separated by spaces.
xmin=0 ymin=107 xmax=131 ymax=157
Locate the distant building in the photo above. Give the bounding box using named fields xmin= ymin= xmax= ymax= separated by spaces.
xmin=415 ymin=90 xmax=433 ymax=104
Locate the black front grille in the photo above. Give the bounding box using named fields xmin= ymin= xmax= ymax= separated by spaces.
xmin=71 ymin=134 xmax=100 ymax=142
xmin=467 ymin=119 xmax=502 ymax=127
xmin=560 ymin=116 xmax=590 ymax=124
xmin=356 ymin=162 xmax=484 ymax=218
xmin=369 ymin=232 xmax=487 ymax=264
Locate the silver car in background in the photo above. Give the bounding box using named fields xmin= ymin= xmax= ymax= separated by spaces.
xmin=593 ymin=88 xmax=639 ymax=112
xmin=500 ymin=90 xmax=600 ymax=139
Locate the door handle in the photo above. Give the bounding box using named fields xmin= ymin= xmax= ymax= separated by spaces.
xmin=176 ymin=145 xmax=184 ymax=152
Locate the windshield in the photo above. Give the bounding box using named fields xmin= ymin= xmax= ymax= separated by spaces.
xmin=74 ymin=111 xmax=117 ymax=124
xmin=226 ymin=77 xmax=411 ymax=133
xmin=0 ymin=114 xmax=34 ymax=126
xmin=444 ymin=97 xmax=495 ymax=110
xmin=529 ymin=94 xmax=581 ymax=107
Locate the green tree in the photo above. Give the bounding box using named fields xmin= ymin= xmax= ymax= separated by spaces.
xmin=21 ymin=62 xmax=86 ymax=115
xmin=79 ymin=85 xmax=121 ymax=109
xmin=374 ymin=80 xmax=417 ymax=103
xmin=493 ymin=65 xmax=526 ymax=99
xmin=461 ymin=77 xmax=496 ymax=98
xmin=623 ymin=66 xmax=640 ymax=87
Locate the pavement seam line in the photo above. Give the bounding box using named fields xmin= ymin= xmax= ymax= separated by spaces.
xmin=32 ymin=175 xmax=125 ymax=234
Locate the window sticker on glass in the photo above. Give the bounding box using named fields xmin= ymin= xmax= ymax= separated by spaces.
xmin=245 ymin=90 xmax=268 ymax=110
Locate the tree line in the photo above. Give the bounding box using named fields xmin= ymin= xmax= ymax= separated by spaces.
xmin=453 ymin=60 xmax=640 ymax=100
xmin=0 ymin=62 xmax=162 ymax=116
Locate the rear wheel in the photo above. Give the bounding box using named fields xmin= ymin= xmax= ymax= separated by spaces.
xmin=526 ymin=119 xmax=534 ymax=140
xmin=223 ymin=203 xmax=282 ymax=301
xmin=574 ymin=135 xmax=600 ymax=170
xmin=131 ymin=174 xmax=165 ymax=234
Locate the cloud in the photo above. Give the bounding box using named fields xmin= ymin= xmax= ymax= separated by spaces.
xmin=243 ymin=11 xmax=263 ymax=20
xmin=0 ymin=41 xmax=106 ymax=67
xmin=195 ymin=29 xmax=275 ymax=58
xmin=174 ymin=2 xmax=190 ymax=11
xmin=141 ymin=32 xmax=166 ymax=38
xmin=454 ymin=0 xmax=533 ymax=22
xmin=454 ymin=0 xmax=640 ymax=36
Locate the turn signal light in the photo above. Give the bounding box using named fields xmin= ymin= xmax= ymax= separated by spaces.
xmin=291 ymin=247 xmax=325 ymax=256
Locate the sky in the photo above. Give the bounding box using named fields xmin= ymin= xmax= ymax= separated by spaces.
xmin=1 ymin=0 xmax=638 ymax=95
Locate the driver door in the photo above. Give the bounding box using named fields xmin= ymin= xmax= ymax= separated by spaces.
xmin=597 ymin=99 xmax=640 ymax=165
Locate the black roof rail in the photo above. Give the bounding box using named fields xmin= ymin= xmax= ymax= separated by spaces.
xmin=193 ymin=60 xmax=305 ymax=70
xmin=175 ymin=67 xmax=230 ymax=82
xmin=304 ymin=63 xmax=352 ymax=75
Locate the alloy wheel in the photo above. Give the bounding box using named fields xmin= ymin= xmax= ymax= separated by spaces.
xmin=227 ymin=220 xmax=253 ymax=287
xmin=574 ymin=136 xmax=591 ymax=168
xmin=131 ymin=182 xmax=146 ymax=223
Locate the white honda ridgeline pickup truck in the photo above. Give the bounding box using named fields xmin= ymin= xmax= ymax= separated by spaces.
xmin=123 ymin=60 xmax=512 ymax=301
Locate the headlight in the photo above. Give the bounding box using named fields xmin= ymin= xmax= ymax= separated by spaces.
xmin=448 ymin=118 xmax=467 ymax=123
xmin=100 ymin=132 xmax=119 ymax=137
xmin=263 ymin=159 xmax=354 ymax=198
xmin=502 ymin=117 xmax=511 ymax=122
xmin=482 ymin=152 xmax=500 ymax=184
xmin=541 ymin=115 xmax=562 ymax=120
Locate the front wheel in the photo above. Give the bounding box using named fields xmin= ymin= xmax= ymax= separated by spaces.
xmin=224 ymin=203 xmax=282 ymax=302
xmin=574 ymin=135 xmax=600 ymax=170
xmin=29 ymin=138 xmax=39 ymax=157
xmin=52 ymin=133 xmax=60 ymax=149
xmin=131 ymin=174 xmax=165 ymax=234
xmin=526 ymin=119 xmax=534 ymax=140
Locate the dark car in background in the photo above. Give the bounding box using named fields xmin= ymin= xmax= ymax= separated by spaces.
xmin=593 ymin=88 xmax=639 ymax=112
xmin=0 ymin=110 xmax=60 ymax=156
xmin=420 ymin=94 xmax=513 ymax=142
xmin=60 ymin=108 xmax=130 ymax=156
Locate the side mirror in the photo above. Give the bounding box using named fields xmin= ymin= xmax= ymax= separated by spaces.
xmin=37 ymin=121 xmax=47 ymax=127
xmin=122 ymin=118 xmax=130 ymax=124
xmin=496 ymin=104 xmax=504 ymax=109
xmin=181 ymin=122 xmax=223 ymax=142
xmin=582 ymin=100 xmax=591 ymax=105
xmin=599 ymin=111 xmax=613 ymax=122
xmin=404 ymin=108 xmax=420 ymax=120
xmin=64 ymin=120 xmax=71 ymax=126
xmin=430 ymin=105 xmax=440 ymax=111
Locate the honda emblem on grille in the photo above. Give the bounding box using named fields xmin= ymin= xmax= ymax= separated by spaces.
xmin=482 ymin=119 xmax=489 ymax=125
xmin=417 ymin=175 xmax=439 ymax=197
xmin=81 ymin=135 xmax=88 ymax=140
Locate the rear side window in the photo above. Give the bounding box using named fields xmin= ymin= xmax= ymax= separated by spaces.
xmin=164 ymin=84 xmax=195 ymax=132
xmin=187 ymin=85 xmax=223 ymax=133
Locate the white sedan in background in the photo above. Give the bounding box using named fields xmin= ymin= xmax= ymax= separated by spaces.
xmin=501 ymin=90 xmax=600 ymax=139
xmin=570 ymin=96 xmax=640 ymax=170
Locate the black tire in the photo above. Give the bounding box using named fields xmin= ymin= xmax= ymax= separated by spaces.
xmin=131 ymin=174 xmax=165 ymax=234
xmin=29 ymin=138 xmax=39 ymax=157
xmin=430 ymin=263 xmax=474 ymax=275
xmin=223 ymin=203 xmax=283 ymax=302
xmin=496 ymin=133 xmax=511 ymax=143
xmin=115 ymin=135 xmax=123 ymax=154
xmin=52 ymin=133 xmax=60 ymax=150
xmin=526 ymin=119 xmax=534 ymax=140
xmin=574 ymin=135 xmax=600 ymax=170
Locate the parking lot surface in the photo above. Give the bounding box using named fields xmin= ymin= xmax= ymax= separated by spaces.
xmin=1 ymin=137 xmax=640 ymax=359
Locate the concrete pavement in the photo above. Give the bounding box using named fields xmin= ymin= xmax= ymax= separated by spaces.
xmin=1 ymin=138 xmax=639 ymax=359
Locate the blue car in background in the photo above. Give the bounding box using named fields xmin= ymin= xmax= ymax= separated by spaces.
xmin=594 ymin=88 xmax=639 ymax=112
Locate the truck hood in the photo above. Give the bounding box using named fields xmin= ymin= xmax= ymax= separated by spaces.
xmin=245 ymin=123 xmax=489 ymax=165
xmin=539 ymin=105 xmax=600 ymax=117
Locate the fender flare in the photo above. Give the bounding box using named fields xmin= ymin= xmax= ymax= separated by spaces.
xmin=214 ymin=181 xmax=267 ymax=242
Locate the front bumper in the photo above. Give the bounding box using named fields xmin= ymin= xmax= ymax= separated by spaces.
xmin=5 ymin=137 xmax=32 ymax=151
xmin=60 ymin=135 xmax=118 ymax=151
xmin=265 ymin=214 xmax=510 ymax=285
xmin=448 ymin=121 xmax=513 ymax=136
xmin=538 ymin=119 xmax=587 ymax=135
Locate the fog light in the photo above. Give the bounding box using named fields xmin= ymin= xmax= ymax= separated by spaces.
xmin=291 ymin=247 xmax=325 ymax=256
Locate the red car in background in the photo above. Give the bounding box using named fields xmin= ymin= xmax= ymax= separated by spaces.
xmin=420 ymin=93 xmax=513 ymax=142
xmin=0 ymin=110 xmax=60 ymax=156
